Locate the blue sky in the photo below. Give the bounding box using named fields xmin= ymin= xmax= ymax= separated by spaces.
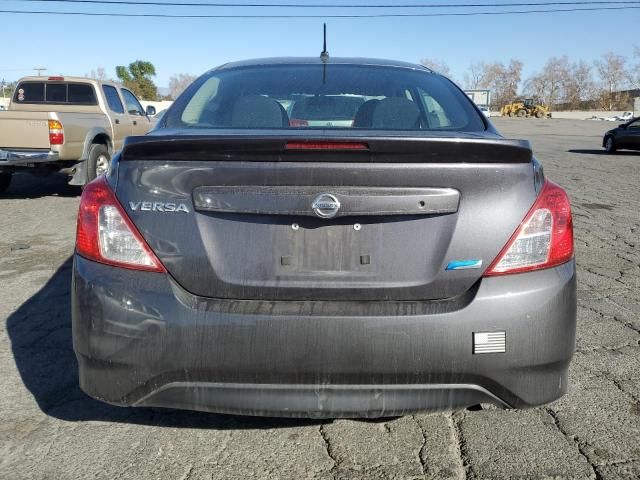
xmin=1 ymin=1 xmax=638 ymax=88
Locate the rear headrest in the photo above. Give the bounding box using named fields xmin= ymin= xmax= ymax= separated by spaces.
xmin=352 ymin=99 xmax=379 ymax=128
xmin=289 ymin=98 xmax=308 ymax=119
xmin=231 ymin=96 xmax=289 ymax=128
xmin=371 ymin=98 xmax=421 ymax=129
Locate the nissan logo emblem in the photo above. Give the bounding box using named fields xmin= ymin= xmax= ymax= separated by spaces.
xmin=312 ymin=193 xmax=341 ymax=219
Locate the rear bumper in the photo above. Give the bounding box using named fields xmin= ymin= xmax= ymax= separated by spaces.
xmin=0 ymin=148 xmax=59 ymax=166
xmin=72 ymin=256 xmax=577 ymax=418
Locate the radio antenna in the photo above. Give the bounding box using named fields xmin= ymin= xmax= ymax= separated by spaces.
xmin=320 ymin=23 xmax=329 ymax=61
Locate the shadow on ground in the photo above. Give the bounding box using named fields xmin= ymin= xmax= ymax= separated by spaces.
xmin=568 ymin=149 xmax=640 ymax=156
xmin=0 ymin=172 xmax=80 ymax=199
xmin=6 ymin=257 xmax=322 ymax=430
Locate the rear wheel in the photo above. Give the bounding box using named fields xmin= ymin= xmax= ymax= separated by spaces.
xmin=508 ymin=110 xmax=514 ymax=117
xmin=535 ymin=111 xmax=544 ymax=118
xmin=86 ymin=144 xmax=110 ymax=182
xmin=516 ymin=109 xmax=527 ymax=118
xmin=0 ymin=172 xmax=12 ymax=194
xmin=604 ymin=136 xmax=616 ymax=154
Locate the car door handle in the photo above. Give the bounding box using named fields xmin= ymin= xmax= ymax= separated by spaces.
xmin=115 ymin=119 xmax=120 ymax=124
xmin=133 ymin=120 xmax=137 ymax=126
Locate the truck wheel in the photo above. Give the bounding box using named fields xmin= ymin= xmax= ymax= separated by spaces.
xmin=87 ymin=144 xmax=111 ymax=182
xmin=535 ymin=111 xmax=544 ymax=118
xmin=0 ymin=172 xmax=11 ymax=194
xmin=516 ymin=109 xmax=527 ymax=117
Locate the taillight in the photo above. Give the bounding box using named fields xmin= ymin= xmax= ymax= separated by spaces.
xmin=76 ymin=177 xmax=166 ymax=273
xmin=484 ymin=181 xmax=573 ymax=276
xmin=289 ymin=119 xmax=309 ymax=127
xmin=48 ymin=119 xmax=64 ymax=145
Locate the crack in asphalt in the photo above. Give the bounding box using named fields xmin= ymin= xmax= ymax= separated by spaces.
xmin=607 ymin=376 xmax=640 ymax=404
xmin=544 ymin=407 xmax=601 ymax=480
xmin=319 ymin=423 xmax=338 ymax=479
xmin=451 ymin=412 xmax=474 ymax=480
xmin=412 ymin=415 xmax=428 ymax=477
xmin=580 ymin=302 xmax=640 ymax=337
xmin=178 ymin=464 xmax=194 ymax=480
xmin=574 ymin=345 xmax=640 ymax=404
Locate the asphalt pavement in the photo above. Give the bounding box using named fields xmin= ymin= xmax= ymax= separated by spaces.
xmin=0 ymin=118 xmax=638 ymax=479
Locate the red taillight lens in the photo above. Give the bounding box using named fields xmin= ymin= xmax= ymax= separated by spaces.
xmin=76 ymin=177 xmax=166 ymax=273
xmin=48 ymin=119 xmax=64 ymax=145
xmin=285 ymin=141 xmax=369 ymax=150
xmin=485 ymin=181 xmax=573 ymax=276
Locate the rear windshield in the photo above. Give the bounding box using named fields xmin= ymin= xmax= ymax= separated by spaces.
xmin=165 ymin=64 xmax=485 ymax=132
xmin=14 ymin=82 xmax=98 ymax=105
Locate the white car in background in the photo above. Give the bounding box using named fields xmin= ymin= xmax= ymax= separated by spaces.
xmin=604 ymin=111 xmax=633 ymax=122
xmin=479 ymin=106 xmax=491 ymax=118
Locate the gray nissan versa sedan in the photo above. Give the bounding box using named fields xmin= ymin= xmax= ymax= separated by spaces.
xmin=72 ymin=57 xmax=576 ymax=418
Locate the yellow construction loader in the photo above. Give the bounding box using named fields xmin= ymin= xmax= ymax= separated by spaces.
xmin=500 ymin=99 xmax=551 ymax=118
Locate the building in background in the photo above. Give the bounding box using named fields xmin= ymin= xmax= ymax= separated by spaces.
xmin=464 ymin=89 xmax=492 ymax=117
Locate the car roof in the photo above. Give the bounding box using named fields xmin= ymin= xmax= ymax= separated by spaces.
xmin=214 ymin=57 xmax=432 ymax=73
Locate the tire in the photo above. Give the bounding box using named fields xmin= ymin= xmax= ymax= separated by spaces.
xmin=508 ymin=111 xmax=514 ymax=117
xmin=0 ymin=172 xmax=12 ymax=194
xmin=516 ymin=109 xmax=527 ymax=118
xmin=86 ymin=144 xmax=111 ymax=182
xmin=604 ymin=136 xmax=616 ymax=154
xmin=535 ymin=111 xmax=544 ymax=118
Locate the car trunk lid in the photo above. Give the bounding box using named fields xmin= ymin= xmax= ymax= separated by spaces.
xmin=114 ymin=133 xmax=537 ymax=301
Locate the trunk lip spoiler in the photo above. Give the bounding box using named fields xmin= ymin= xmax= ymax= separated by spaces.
xmin=121 ymin=134 xmax=532 ymax=164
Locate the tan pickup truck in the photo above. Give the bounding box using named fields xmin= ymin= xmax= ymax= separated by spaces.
xmin=0 ymin=76 xmax=156 ymax=193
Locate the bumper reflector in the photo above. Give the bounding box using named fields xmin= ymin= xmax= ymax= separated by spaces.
xmin=473 ymin=331 xmax=506 ymax=354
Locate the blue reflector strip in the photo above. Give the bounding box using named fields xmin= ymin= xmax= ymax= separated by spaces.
xmin=446 ymin=259 xmax=483 ymax=271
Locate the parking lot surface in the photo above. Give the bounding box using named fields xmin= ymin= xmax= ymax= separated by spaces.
xmin=1 ymin=118 xmax=639 ymax=480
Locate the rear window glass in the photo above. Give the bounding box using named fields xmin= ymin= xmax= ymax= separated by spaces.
xmin=68 ymin=84 xmax=97 ymax=104
xmin=46 ymin=83 xmax=66 ymax=103
xmin=166 ymin=64 xmax=485 ymax=132
xmin=14 ymin=82 xmax=97 ymax=105
xmin=16 ymin=83 xmax=44 ymax=103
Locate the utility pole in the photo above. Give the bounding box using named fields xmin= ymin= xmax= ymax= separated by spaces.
xmin=34 ymin=67 xmax=47 ymax=76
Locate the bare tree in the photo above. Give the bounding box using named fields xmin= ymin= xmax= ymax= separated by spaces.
xmin=523 ymin=56 xmax=569 ymax=109
xmin=420 ymin=58 xmax=451 ymax=76
xmin=168 ymin=73 xmax=197 ymax=99
xmin=505 ymin=59 xmax=523 ymax=101
xmin=85 ymin=67 xmax=111 ymax=81
xmin=630 ymin=45 xmax=640 ymax=90
xmin=463 ymin=62 xmax=488 ymax=89
xmin=480 ymin=59 xmax=523 ymax=108
xmin=523 ymin=74 xmax=547 ymax=103
xmin=594 ymin=52 xmax=628 ymax=110
xmin=563 ymin=61 xmax=595 ymax=109
xmin=544 ymin=57 xmax=569 ymax=108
